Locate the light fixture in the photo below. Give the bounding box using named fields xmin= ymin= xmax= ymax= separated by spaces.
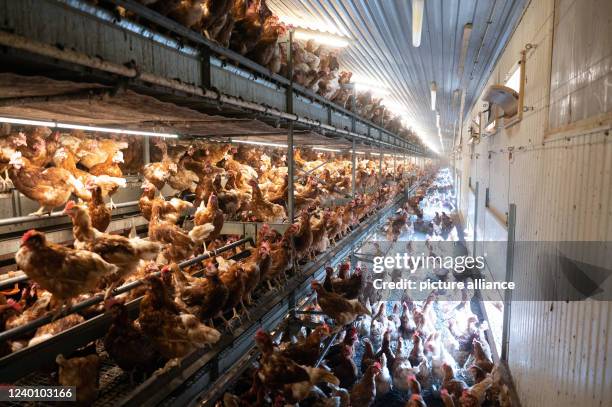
xmin=293 ymin=28 xmax=350 ymax=48
xmin=458 ymin=23 xmax=473 ymax=79
xmin=231 ymin=139 xmax=288 ymax=148
xmin=430 ymin=82 xmax=437 ymax=111
xmin=355 ymin=151 xmax=367 ymax=155
xmin=313 ymin=147 xmax=342 ymax=153
xmin=0 ymin=116 xmax=179 ymax=138
xmin=412 ymin=0 xmax=425 ymax=47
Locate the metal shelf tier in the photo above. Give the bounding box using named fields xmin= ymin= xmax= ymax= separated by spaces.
xmin=0 ymin=0 xmax=429 ymax=156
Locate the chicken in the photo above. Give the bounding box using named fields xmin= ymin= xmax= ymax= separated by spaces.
xmin=138 ymin=275 xmax=221 ymax=362
xmin=310 ymin=280 xmax=370 ymax=330
xmin=240 ymin=243 xmax=271 ymax=306
xmin=8 ymin=151 xmax=77 ymax=216
xmin=472 ymin=338 xmax=494 ymax=373
xmin=103 ymin=300 xmax=163 ymax=379
xmin=219 ymin=259 xmax=248 ymax=326
xmin=15 ymin=230 xmax=118 ymax=307
xmin=148 ymin=201 xmax=214 ymax=262
xmin=229 ymin=0 xmax=270 ymax=55
xmin=64 ymin=201 xmax=162 ymax=296
xmin=442 ymin=363 xmax=468 ymax=401
xmin=16 ymin=127 xmax=59 ymax=167
xmin=247 ymin=179 xmax=285 ymax=222
xmin=89 ymin=147 xmax=124 ymax=178
xmin=254 ymin=329 xmax=339 ymax=403
xmin=139 ymin=182 xmax=192 ymax=224
xmin=406 ymin=377 xmax=427 ymax=407
xmin=77 ymin=137 xmax=128 ymax=170
xmin=194 ymin=193 xmax=224 ymax=243
xmin=246 ymin=15 xmax=285 ymax=66
xmin=459 ymin=376 xmax=493 ymax=407
xmin=28 ymin=314 xmax=84 ymax=347
xmin=213 ymin=173 xmax=251 ymax=218
xmin=376 ymin=352 xmax=393 ymax=398
xmin=171 ymin=262 xmax=229 ymax=326
xmin=261 ymin=231 xmax=293 ymax=290
xmin=143 ymin=141 xmax=173 ymax=190
xmin=290 ymin=210 xmax=313 ymax=262
xmin=56 ymin=353 xmax=100 ymax=404
xmin=349 ymin=362 xmax=380 ymax=407
xmin=324 ymin=266 xmax=363 ymax=300
xmin=4 ymin=288 xmax=53 ymax=331
xmin=201 ymin=0 xmax=234 ymax=33
xmin=309 ymin=211 xmax=329 ymax=259
xmin=409 ymin=332 xmax=425 ymax=367
xmin=279 ymin=324 xmax=331 ymax=366
xmin=326 ymin=344 xmax=358 ymax=390
xmin=168 ymin=0 xmax=204 ymax=29
xmin=361 ymin=338 xmax=377 ymax=374
xmin=87 ymin=184 xmax=111 ymax=232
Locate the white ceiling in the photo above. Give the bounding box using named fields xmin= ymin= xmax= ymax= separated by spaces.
xmin=268 ymin=0 xmax=527 ymax=154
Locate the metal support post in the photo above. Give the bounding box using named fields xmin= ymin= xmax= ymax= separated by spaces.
xmin=200 ymin=46 xmax=211 ymax=89
xmin=501 ymin=204 xmax=516 ymax=361
xmin=287 ymin=29 xmax=295 ymax=223
xmin=472 ymin=181 xmax=479 ymax=256
xmin=143 ymin=135 xmax=150 ymax=165
xmin=379 ymin=144 xmax=383 ymax=178
xmin=351 ymin=137 xmax=356 ymax=197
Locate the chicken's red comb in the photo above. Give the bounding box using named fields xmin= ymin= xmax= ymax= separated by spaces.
xmin=254 ymin=329 xmax=268 ymax=339
xmin=373 ymin=361 xmax=381 ymax=370
xmin=441 ymin=388 xmax=449 ymax=396
xmin=339 ymin=263 xmax=350 ymax=271
xmin=161 ymin=265 xmax=171 ymax=274
xmin=410 ymin=394 xmax=422 ymax=401
xmin=104 ymin=297 xmax=121 ymax=310
xmin=6 ymin=299 xmax=22 ymax=312
xmin=21 ymin=229 xmax=38 ymax=244
xmin=64 ymin=200 xmax=76 ymax=211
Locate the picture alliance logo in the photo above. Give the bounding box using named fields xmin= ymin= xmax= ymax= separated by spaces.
xmin=372 ymin=253 xmax=487 ymax=274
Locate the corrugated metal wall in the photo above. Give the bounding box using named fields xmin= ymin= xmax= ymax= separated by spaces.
xmin=455 ymin=0 xmax=612 ymax=405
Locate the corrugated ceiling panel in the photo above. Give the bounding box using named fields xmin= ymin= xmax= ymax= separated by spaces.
xmin=267 ymin=0 xmax=527 ymax=153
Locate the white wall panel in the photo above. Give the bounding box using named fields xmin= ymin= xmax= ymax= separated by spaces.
xmin=455 ymin=0 xmax=612 ymax=405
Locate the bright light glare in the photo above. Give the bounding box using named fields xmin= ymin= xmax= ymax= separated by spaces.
xmin=412 ymin=0 xmax=425 ymax=47
xmin=0 ymin=116 xmax=178 ymax=138
xmin=231 ymin=139 xmax=288 ymax=148
xmin=505 ymin=66 xmax=521 ymax=92
xmin=313 ymin=147 xmax=342 ymax=152
xmin=354 ymin=83 xmax=389 ymax=96
xmin=294 ymin=30 xmax=349 ymax=48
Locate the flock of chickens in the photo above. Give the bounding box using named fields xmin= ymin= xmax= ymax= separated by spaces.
xmin=0 ymin=127 xmax=416 ymax=404
xmin=91 ymin=0 xmax=426 ymax=150
xmin=217 ymin=174 xmax=513 ymax=407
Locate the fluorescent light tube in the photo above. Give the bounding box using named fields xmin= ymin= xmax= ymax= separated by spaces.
xmin=0 ymin=116 xmax=178 ymax=138
xmin=313 ymin=147 xmax=342 ymax=152
xmin=412 ymin=0 xmax=425 ymax=47
xmin=231 ymin=139 xmax=288 ymax=148
xmin=430 ymin=82 xmax=437 ymax=111
xmin=458 ymin=23 xmax=473 ymax=78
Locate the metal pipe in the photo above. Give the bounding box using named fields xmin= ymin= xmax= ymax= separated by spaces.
xmin=0 ymin=237 xmax=253 ymax=343
xmin=351 ymin=138 xmax=357 ymax=197
xmin=0 ymin=200 xmax=139 ymax=227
